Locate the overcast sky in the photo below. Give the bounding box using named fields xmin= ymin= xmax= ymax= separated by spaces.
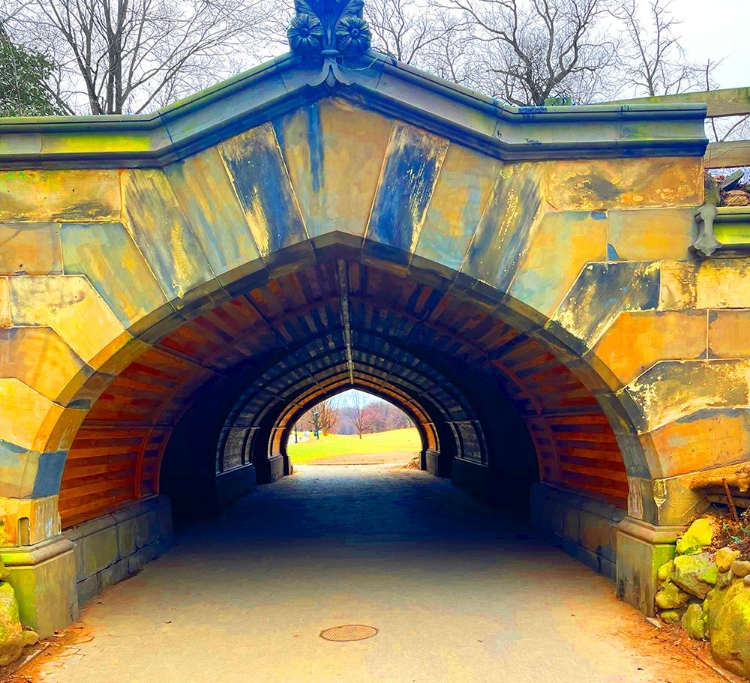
xmin=659 ymin=1 xmax=748 ymax=90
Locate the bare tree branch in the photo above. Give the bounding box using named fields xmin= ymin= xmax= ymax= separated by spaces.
xmin=9 ymin=0 xmax=287 ymax=114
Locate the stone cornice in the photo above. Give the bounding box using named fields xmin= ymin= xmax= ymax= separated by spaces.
xmin=0 ymin=51 xmax=708 ymax=170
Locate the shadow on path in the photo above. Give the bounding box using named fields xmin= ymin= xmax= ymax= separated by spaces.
xmin=26 ymin=466 xmax=729 ymax=683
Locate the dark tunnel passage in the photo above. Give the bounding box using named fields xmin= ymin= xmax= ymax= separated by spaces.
xmin=128 ymin=255 xmax=630 ymax=529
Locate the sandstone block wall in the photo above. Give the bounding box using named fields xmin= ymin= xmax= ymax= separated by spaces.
xmin=63 ymin=497 xmax=172 ymax=606
xmin=531 ymin=482 xmax=626 ymax=581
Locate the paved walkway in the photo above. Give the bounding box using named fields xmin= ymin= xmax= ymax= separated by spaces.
xmin=29 ymin=466 xmax=727 ymax=683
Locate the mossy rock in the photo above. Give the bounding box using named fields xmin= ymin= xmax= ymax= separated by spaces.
xmin=660 ymin=610 xmax=683 ymax=624
xmin=716 ymin=547 xmax=741 ymax=573
xmin=0 ymin=582 xmax=38 ymax=666
xmin=656 ymin=581 xmax=691 ymax=610
xmin=710 ymin=581 xmax=750 ymax=678
xmin=657 ymin=560 xmax=674 ymax=584
xmin=672 ymin=553 xmax=718 ymax=599
xmin=682 ymin=603 xmax=707 ymax=640
xmin=675 ymin=518 xmax=718 ymax=556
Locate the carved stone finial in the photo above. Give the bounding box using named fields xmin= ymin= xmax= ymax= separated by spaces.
xmin=692 ymin=203 xmax=721 ymax=258
xmin=287 ymin=0 xmax=372 ymax=59
xmin=691 ymin=173 xmax=723 ymax=258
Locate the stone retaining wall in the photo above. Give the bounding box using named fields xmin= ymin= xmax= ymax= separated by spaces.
xmin=63 ymin=497 xmax=172 ymax=606
xmin=216 ymin=465 xmax=256 ymax=511
xmin=530 ymin=483 xmax=626 ymax=581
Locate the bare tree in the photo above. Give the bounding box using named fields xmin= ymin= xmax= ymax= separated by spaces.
xmin=614 ymin=0 xmax=716 ymax=98
xmin=366 ymin=0 xmax=462 ymax=65
xmin=10 ymin=0 xmax=285 ymax=114
xmin=361 ymin=399 xmax=413 ymax=432
xmin=302 ymin=398 xmax=339 ymax=436
xmin=349 ymin=392 xmax=369 ymax=440
xmin=439 ymin=0 xmax=617 ymax=105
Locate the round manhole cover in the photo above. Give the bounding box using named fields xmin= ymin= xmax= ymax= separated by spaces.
xmin=320 ymin=625 xmax=378 ymax=642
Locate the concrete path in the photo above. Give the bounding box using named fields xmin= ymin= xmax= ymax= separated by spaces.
xmin=28 ymin=466 xmax=728 ymax=683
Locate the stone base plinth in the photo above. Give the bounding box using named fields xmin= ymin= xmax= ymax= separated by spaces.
xmin=1 ymin=537 xmax=78 ymax=637
xmin=616 ymin=516 xmax=684 ymax=616
xmin=424 ymin=450 xmax=441 ymax=476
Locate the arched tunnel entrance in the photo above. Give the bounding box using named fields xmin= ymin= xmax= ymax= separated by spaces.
xmin=61 ymin=251 xmax=627 ymax=542
xmin=0 ymin=17 xmax=739 ymax=675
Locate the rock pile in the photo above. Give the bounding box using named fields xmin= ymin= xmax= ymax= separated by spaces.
xmin=0 ymin=559 xmax=38 ymax=666
xmin=655 ymin=516 xmax=750 ymax=679
xmin=710 ymin=169 xmax=750 ymax=207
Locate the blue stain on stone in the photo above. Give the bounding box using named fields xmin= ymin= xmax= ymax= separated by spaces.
xmin=32 ymin=451 xmax=67 ymax=497
xmin=0 ymin=440 xmax=26 ymax=468
xmin=307 ymin=104 xmax=324 ymax=193
xmin=592 ymin=211 xmax=607 ymax=220
xmin=607 ymin=243 xmax=620 ymax=260
xmin=519 ymin=106 xmax=547 ymax=122
xmin=677 ymin=408 xmax=745 ymax=424
xmin=222 ymin=126 xmax=307 ymax=253
xmin=465 ymin=172 xmax=542 ymax=291
xmin=368 ymin=125 xmax=445 ymax=252
xmin=553 ymin=262 xmax=660 ymax=350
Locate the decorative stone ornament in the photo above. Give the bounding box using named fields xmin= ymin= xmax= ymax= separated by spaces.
xmin=287 ymin=0 xmax=373 ymax=86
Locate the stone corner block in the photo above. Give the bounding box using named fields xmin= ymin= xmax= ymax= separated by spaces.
xmin=1 ymin=538 xmax=79 ymax=637
xmin=616 ymin=517 xmax=683 ymax=617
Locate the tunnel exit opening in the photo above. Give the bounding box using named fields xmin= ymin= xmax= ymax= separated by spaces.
xmin=281 ymin=390 xmax=422 ymax=467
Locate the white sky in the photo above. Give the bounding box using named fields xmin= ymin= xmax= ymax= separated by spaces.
xmin=676 ymin=0 xmax=749 ymax=89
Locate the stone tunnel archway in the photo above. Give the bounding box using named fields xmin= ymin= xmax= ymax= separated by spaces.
xmin=1 ymin=54 xmax=743 ymax=636
xmin=113 ymin=248 xmax=629 ymax=533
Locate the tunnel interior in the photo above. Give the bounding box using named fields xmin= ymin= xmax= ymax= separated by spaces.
xmin=61 ymin=252 xmax=628 ymax=530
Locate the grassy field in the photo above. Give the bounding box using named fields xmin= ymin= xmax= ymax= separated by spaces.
xmin=286 ymin=428 xmax=420 ymax=464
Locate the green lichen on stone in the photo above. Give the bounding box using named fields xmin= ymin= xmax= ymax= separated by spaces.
xmin=672 ymin=553 xmax=718 ymax=599
xmin=660 ymin=610 xmax=683 ymax=624
xmin=682 ymin=603 xmax=707 ymax=641
xmin=657 ymin=560 xmax=674 ymax=584
xmin=0 ymin=582 xmax=38 ymax=666
xmin=656 ymin=581 xmax=690 ymax=610
xmin=0 ymin=558 xmax=8 ymax=582
xmin=709 ymin=581 xmax=750 ymax=679
xmin=715 ymin=547 xmax=741 ymax=573
xmin=675 ymin=518 xmax=717 ymax=556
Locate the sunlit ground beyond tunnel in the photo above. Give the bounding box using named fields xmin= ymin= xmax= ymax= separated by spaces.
xmin=27 ymin=466 xmax=726 ymax=683
xmin=284 ymin=390 xmax=421 ymax=466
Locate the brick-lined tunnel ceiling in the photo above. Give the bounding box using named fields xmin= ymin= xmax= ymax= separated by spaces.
xmin=61 ymin=259 xmax=627 ymax=528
